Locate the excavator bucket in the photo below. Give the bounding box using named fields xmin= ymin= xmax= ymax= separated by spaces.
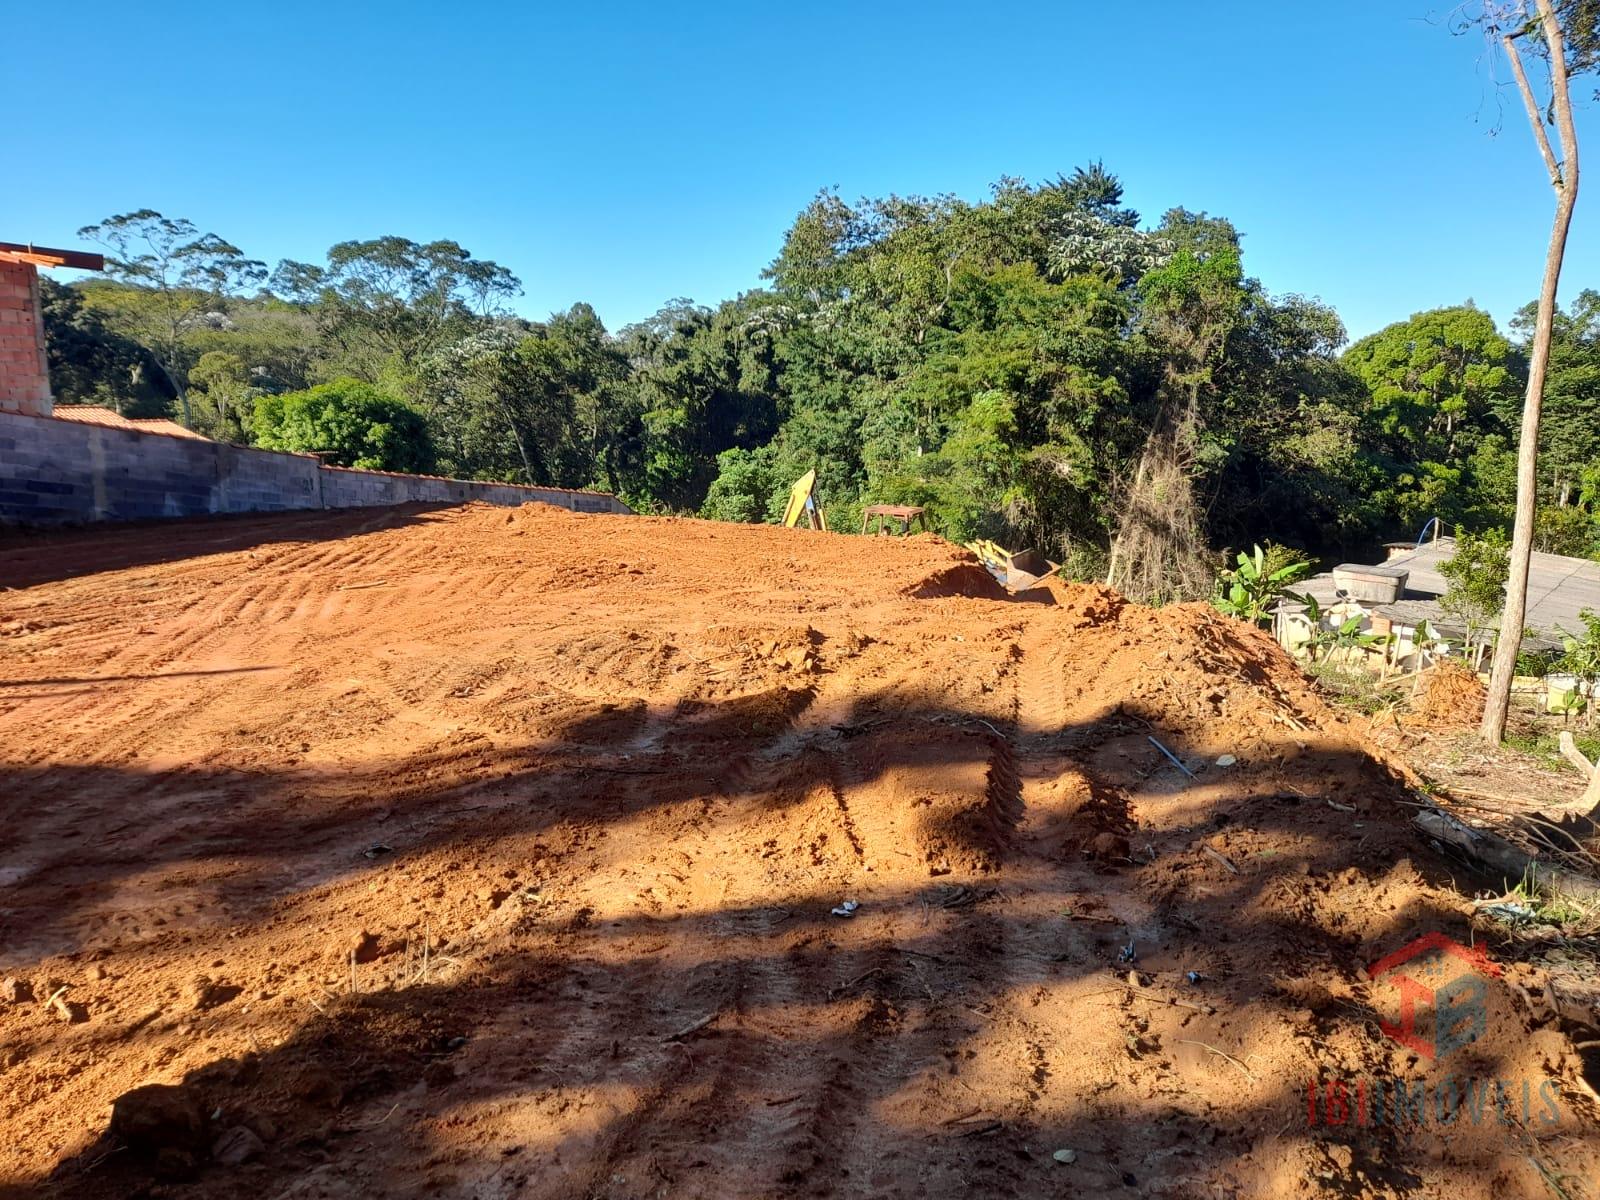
xmin=967 ymin=540 xmax=1056 ymax=592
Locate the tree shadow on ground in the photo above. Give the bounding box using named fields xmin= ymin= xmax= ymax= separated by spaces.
xmin=3 ymin=688 xmax=1596 ymax=1198
xmin=9 ymin=878 xmax=1585 ymax=1199
xmin=0 ymin=504 xmax=455 ymax=590
xmin=0 ymin=684 xmax=1448 ymax=968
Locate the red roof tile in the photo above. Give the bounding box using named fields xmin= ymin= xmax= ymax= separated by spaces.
xmin=54 ymin=406 xmax=211 ymax=440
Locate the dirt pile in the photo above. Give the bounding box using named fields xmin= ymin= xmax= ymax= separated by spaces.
xmin=1411 ymin=659 xmax=1488 ymax=730
xmin=0 ymin=502 xmax=1594 ymax=1199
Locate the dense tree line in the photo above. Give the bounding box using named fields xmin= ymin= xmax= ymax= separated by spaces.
xmin=45 ymin=170 xmax=1600 ymax=597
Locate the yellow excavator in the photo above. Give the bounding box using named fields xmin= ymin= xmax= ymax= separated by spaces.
xmin=781 ymin=469 xmax=828 ymax=531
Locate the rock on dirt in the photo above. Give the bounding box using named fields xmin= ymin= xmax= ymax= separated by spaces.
xmin=350 ymin=931 xmax=382 ymax=964
xmin=189 ymin=975 xmax=242 ymax=1011
xmin=212 ymin=1125 xmax=267 ymax=1166
xmin=1086 ymin=831 xmax=1130 ymax=861
xmin=289 ymin=1067 xmax=346 ymax=1109
xmin=47 ymin=992 xmax=87 ymax=1023
xmin=2 ymin=978 xmax=32 ymax=1005
xmin=109 ymin=1083 xmax=209 ymax=1157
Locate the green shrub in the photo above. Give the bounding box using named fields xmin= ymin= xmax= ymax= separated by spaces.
xmin=700 ymin=446 xmax=779 ymax=523
xmin=253 ymin=378 xmax=433 ymax=473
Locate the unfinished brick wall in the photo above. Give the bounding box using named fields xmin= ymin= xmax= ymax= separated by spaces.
xmin=0 ymin=260 xmax=51 ymax=418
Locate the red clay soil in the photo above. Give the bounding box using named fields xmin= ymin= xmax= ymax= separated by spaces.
xmin=1410 ymin=662 xmax=1489 ymax=733
xmin=0 ymin=503 xmax=1596 ymax=1199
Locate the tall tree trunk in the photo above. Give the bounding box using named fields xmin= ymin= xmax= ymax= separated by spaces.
xmin=1482 ymin=0 xmax=1581 ymax=743
xmin=500 ymin=399 xmax=538 ymax=485
xmin=150 ymin=356 xmax=193 ymax=428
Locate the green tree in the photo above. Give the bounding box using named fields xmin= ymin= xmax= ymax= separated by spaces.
xmin=419 ymin=305 xmax=635 ymax=490
xmin=188 ymin=351 xmax=261 ymax=442
xmin=252 ymin=378 xmax=433 ymax=472
xmin=734 ymin=165 xmax=1379 ymax=576
xmin=1342 ymin=306 xmax=1520 ymax=527
xmin=1535 ymin=502 xmax=1600 ymax=556
xmin=77 ymin=210 xmax=266 ymax=426
xmin=1438 ymin=528 xmax=1511 ymax=668
xmin=183 ymin=300 xmax=317 ymax=397
xmin=38 ymin=278 xmax=172 ymax=414
xmin=700 ymin=446 xmax=780 ymax=523
xmin=1511 ymin=289 xmax=1600 ymax=506
xmin=624 ymin=299 xmax=782 ymax=511
xmin=272 ymin=237 xmax=520 ymax=391
xmin=1204 ymin=292 xmax=1384 ymax=552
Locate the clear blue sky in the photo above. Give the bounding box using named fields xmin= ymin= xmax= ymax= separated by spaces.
xmin=12 ymin=0 xmax=1594 ymax=342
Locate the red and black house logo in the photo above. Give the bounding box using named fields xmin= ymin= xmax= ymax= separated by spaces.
xmin=1367 ymin=931 xmax=1501 ymax=1062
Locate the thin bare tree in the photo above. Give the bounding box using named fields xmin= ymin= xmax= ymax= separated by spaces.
xmin=1474 ymin=0 xmax=1586 ymax=742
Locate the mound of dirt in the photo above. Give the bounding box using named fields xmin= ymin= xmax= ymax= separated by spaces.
xmin=1411 ymin=659 xmax=1488 ymax=730
xmin=0 ymin=502 xmax=1594 ymax=1199
xmin=899 ymin=558 xmax=1011 ymax=600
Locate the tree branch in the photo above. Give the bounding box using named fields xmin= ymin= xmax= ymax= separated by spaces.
xmin=1503 ymin=28 xmax=1564 ymax=190
xmin=1539 ymin=0 xmax=1581 ymax=191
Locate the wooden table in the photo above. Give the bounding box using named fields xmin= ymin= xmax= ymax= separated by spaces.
xmin=861 ymin=504 xmax=928 ymax=536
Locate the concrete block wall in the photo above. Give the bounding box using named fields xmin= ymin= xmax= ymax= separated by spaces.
xmin=0 ymin=409 xmax=631 ymax=525
xmin=0 ymin=262 xmax=52 ymax=418
xmin=316 ymin=465 xmax=627 ymax=513
xmin=215 ymin=441 xmax=323 ymax=513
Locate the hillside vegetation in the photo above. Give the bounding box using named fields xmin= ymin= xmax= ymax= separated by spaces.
xmin=50 ymin=168 xmax=1600 ymax=597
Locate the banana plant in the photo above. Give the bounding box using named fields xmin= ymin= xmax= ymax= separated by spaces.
xmin=1552 ymin=685 xmax=1587 ymax=723
xmin=1212 ymin=544 xmax=1312 ymax=627
xmin=1312 ymin=614 xmax=1401 ymax=662
xmin=1411 ymin=617 xmax=1448 ymax=667
xmin=1291 ymin=591 xmax=1395 ymax=665
xmin=1557 ymin=608 xmax=1600 ymax=727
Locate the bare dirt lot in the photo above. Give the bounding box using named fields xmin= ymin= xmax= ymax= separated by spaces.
xmin=1 ymin=502 xmax=1596 ymax=1199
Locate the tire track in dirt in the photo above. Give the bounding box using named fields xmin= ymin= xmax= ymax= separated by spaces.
xmin=8 ymin=507 xmax=1596 ymax=1200
xmin=982 ymin=723 xmax=1024 ymax=847
xmin=138 ymin=521 xmax=402 ymax=667
xmin=758 ymin=688 xmax=1031 ymax=1195
xmin=1015 ymin=620 xmax=1070 ymax=741
xmin=128 ymin=575 xmax=278 ymax=674
xmin=821 ymin=754 xmax=866 ymax=866
xmin=544 ymin=643 xmax=1026 ymax=1195
xmin=458 ymin=716 xmax=857 ymax=1195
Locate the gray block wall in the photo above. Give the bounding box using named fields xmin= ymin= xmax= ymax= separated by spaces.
xmin=0 ymin=410 xmax=631 ymax=525
xmin=316 ymin=465 xmax=626 ymax=513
